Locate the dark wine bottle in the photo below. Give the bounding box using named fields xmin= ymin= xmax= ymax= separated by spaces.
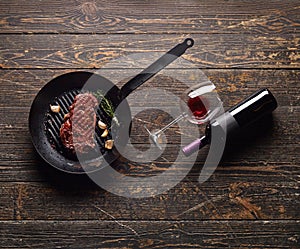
xmin=182 ymin=88 xmax=278 ymax=156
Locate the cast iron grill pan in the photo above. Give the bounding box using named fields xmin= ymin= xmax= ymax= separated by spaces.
xmin=29 ymin=38 xmax=194 ymax=174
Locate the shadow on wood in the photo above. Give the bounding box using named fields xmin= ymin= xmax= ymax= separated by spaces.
xmin=32 ymin=150 xmax=101 ymax=191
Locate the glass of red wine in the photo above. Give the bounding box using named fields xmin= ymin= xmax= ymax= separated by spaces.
xmin=145 ymin=82 xmax=222 ymax=149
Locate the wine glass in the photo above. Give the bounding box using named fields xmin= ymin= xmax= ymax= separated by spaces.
xmin=145 ymin=81 xmax=222 ymax=149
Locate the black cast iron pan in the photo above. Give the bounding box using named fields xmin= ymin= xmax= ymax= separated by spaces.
xmin=29 ymin=38 xmax=194 ymax=174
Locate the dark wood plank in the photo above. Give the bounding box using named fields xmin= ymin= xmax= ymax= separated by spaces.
xmin=0 ymin=162 xmax=299 ymax=221
xmin=0 ymin=0 xmax=299 ymax=34
xmin=0 ymin=69 xmax=298 ymax=107
xmin=0 ymin=220 xmax=299 ymax=249
xmin=0 ymin=34 xmax=299 ymax=69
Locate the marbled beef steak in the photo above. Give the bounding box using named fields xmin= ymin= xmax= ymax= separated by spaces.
xmin=60 ymin=93 xmax=98 ymax=154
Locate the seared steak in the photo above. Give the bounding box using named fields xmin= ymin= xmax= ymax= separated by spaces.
xmin=60 ymin=93 xmax=98 ymax=154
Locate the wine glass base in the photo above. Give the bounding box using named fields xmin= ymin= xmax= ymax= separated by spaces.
xmin=144 ymin=125 xmax=164 ymax=150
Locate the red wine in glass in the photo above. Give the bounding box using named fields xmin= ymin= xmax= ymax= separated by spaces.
xmin=187 ymin=96 xmax=208 ymax=121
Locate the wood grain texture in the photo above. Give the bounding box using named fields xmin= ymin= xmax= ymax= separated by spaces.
xmin=0 ymin=69 xmax=298 ymax=107
xmin=0 ymin=0 xmax=299 ymax=34
xmin=0 ymin=0 xmax=299 ymax=247
xmin=0 ymin=220 xmax=299 ymax=249
xmin=0 ymin=34 xmax=299 ymax=69
xmin=0 ymin=168 xmax=299 ymax=221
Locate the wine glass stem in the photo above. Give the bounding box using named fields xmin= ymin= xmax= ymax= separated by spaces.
xmin=154 ymin=112 xmax=187 ymax=136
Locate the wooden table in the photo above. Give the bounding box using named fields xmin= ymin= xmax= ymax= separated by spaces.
xmin=0 ymin=1 xmax=299 ymax=248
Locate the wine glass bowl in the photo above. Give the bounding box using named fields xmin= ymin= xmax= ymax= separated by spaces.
xmin=180 ymin=82 xmax=222 ymax=124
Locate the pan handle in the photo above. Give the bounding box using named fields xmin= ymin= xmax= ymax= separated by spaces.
xmin=120 ymin=38 xmax=194 ymax=99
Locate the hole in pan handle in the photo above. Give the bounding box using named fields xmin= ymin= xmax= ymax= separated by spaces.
xmin=119 ymin=38 xmax=194 ymax=99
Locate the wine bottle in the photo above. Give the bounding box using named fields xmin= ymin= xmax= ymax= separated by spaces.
xmin=182 ymin=88 xmax=278 ymax=156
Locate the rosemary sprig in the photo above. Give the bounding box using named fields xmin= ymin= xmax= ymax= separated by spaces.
xmin=93 ymin=90 xmax=119 ymax=126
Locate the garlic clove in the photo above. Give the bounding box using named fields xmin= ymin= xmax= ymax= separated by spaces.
xmin=98 ymin=120 xmax=107 ymax=129
xmin=105 ymin=139 xmax=114 ymax=149
xmin=64 ymin=113 xmax=70 ymax=120
xmin=101 ymin=129 xmax=109 ymax=137
xmin=50 ymin=104 xmax=60 ymax=113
